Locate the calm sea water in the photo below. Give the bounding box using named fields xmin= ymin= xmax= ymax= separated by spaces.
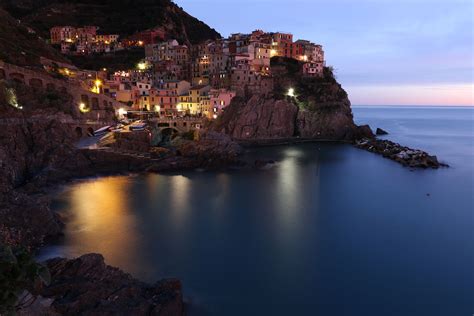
xmin=39 ymin=106 xmax=474 ymax=316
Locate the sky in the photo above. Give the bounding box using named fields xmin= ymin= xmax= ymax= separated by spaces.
xmin=174 ymin=0 xmax=473 ymax=106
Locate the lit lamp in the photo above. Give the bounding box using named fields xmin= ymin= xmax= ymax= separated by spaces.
xmin=287 ymin=88 xmax=295 ymax=97
xmin=118 ymin=108 xmax=127 ymax=118
xmin=137 ymin=62 xmax=147 ymax=71
xmin=92 ymin=79 xmax=102 ymax=94
xmin=79 ymin=102 xmax=90 ymax=113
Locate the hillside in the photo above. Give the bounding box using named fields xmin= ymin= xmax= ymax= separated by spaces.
xmin=0 ymin=8 xmax=68 ymax=67
xmin=0 ymin=0 xmax=221 ymax=45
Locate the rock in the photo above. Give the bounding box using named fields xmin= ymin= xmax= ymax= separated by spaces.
xmin=376 ymin=128 xmax=389 ymax=135
xmin=176 ymin=130 xmax=243 ymax=168
xmin=254 ymin=159 xmax=275 ymax=169
xmin=150 ymin=147 xmax=172 ymax=159
xmin=212 ymin=95 xmax=298 ymax=139
xmin=34 ymin=254 xmax=184 ymax=316
xmin=355 ymin=138 xmax=448 ymax=169
xmin=109 ymin=130 xmax=151 ymax=152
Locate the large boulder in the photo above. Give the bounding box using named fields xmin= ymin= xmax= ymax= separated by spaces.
xmin=36 ymin=254 xmax=184 ymax=315
xmin=178 ymin=130 xmax=242 ymax=164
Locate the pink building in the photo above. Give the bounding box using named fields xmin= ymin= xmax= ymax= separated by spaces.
xmin=209 ymin=89 xmax=236 ymax=118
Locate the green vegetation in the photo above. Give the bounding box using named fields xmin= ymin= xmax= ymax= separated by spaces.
xmin=0 ymin=244 xmax=50 ymax=314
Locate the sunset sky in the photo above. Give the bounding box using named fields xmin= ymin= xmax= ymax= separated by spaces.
xmin=175 ymin=0 xmax=473 ymax=106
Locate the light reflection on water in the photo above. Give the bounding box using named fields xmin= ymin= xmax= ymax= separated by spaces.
xmin=39 ymin=107 xmax=474 ymax=316
xmin=61 ymin=177 xmax=141 ymax=269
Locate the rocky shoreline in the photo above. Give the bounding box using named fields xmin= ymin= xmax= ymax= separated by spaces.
xmin=355 ymin=138 xmax=448 ymax=169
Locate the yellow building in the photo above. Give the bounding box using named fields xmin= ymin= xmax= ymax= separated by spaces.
xmin=178 ymin=85 xmax=211 ymax=115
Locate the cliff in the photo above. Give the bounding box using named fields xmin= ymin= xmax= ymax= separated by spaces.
xmin=212 ymin=57 xmax=372 ymax=142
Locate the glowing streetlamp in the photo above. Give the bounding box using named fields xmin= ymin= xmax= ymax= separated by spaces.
xmin=91 ymin=79 xmax=102 ymax=94
xmin=79 ymin=102 xmax=90 ymax=113
xmin=287 ymin=88 xmax=295 ymax=97
xmin=137 ymin=62 xmax=147 ymax=71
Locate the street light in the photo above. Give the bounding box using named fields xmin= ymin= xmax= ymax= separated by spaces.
xmin=79 ymin=102 xmax=90 ymax=113
xmin=137 ymin=62 xmax=147 ymax=71
xmin=287 ymin=88 xmax=295 ymax=97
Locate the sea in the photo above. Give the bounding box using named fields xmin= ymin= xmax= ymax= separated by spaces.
xmin=39 ymin=106 xmax=474 ymax=316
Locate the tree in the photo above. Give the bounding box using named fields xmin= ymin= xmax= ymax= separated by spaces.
xmin=0 ymin=244 xmax=51 ymax=314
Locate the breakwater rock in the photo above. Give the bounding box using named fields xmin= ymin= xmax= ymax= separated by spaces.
xmin=355 ymin=138 xmax=448 ymax=169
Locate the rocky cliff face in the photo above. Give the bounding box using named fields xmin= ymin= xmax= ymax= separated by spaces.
xmin=212 ymin=59 xmax=372 ymax=142
xmin=0 ymin=105 xmax=84 ymax=248
xmin=211 ymin=96 xmax=298 ymax=139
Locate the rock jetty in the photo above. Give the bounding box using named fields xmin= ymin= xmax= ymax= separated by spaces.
xmin=355 ymin=138 xmax=448 ymax=169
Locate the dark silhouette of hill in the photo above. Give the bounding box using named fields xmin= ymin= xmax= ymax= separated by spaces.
xmin=0 ymin=0 xmax=221 ymax=44
xmin=0 ymin=8 xmax=68 ymax=67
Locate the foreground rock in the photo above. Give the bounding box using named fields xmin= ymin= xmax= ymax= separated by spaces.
xmin=376 ymin=128 xmax=389 ymax=135
xmin=355 ymin=138 xmax=448 ymax=169
xmin=25 ymin=254 xmax=184 ymax=315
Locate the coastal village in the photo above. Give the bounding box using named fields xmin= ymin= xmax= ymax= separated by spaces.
xmin=47 ymin=26 xmax=325 ymax=120
xmin=0 ymin=2 xmax=452 ymax=314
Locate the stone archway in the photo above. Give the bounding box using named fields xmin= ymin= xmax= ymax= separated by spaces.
xmin=160 ymin=127 xmax=179 ymax=143
xmin=9 ymin=72 xmax=25 ymax=83
xmin=75 ymin=126 xmax=83 ymax=138
xmin=29 ymin=78 xmax=43 ymax=89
